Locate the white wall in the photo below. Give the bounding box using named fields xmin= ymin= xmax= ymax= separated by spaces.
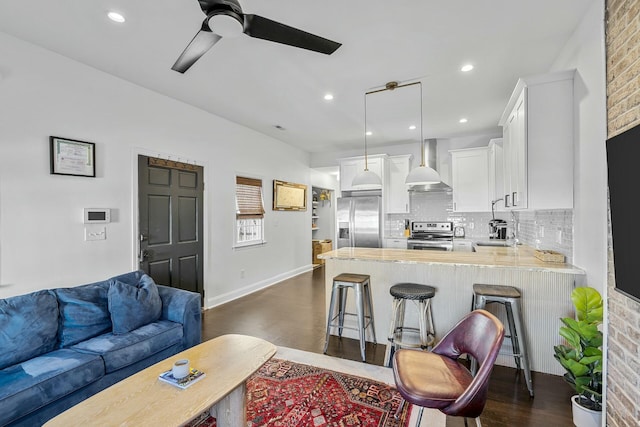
xmin=550 ymin=1 xmax=607 ymax=294
xmin=0 ymin=32 xmax=312 ymax=307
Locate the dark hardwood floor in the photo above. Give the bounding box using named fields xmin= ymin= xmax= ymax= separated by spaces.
xmin=202 ymin=267 xmax=574 ymax=427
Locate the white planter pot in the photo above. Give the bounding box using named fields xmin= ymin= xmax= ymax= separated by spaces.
xmin=571 ymin=395 xmax=602 ymax=427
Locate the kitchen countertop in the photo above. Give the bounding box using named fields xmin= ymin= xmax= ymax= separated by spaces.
xmin=318 ymin=245 xmax=584 ymax=274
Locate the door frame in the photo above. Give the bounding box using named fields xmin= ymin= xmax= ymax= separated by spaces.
xmin=131 ymin=148 xmax=209 ymax=301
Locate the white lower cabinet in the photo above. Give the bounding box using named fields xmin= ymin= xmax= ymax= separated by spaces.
xmin=383 ymin=238 xmax=408 ymax=249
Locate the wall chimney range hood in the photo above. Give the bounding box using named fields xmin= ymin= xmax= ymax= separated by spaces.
xmin=408 ymin=139 xmax=452 ymax=192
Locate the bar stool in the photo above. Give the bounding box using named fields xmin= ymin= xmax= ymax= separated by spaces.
xmin=472 ymin=283 xmax=534 ymax=397
xmin=323 ymin=273 xmax=376 ymax=362
xmin=384 ymin=282 xmax=436 ymax=367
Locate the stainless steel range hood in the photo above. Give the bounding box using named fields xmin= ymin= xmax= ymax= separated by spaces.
xmin=408 ymin=139 xmax=452 ymax=192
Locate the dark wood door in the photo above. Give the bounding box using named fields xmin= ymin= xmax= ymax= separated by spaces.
xmin=138 ymin=155 xmax=204 ymax=300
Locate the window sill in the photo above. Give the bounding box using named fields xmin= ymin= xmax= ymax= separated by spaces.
xmin=233 ymin=240 xmax=267 ymax=249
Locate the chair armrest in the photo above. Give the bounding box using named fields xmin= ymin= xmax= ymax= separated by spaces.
xmin=157 ymin=285 xmax=202 ymax=349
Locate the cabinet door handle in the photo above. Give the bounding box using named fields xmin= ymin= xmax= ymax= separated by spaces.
xmin=505 ymin=194 xmax=511 ymax=207
xmin=512 ymin=192 xmax=518 ymax=206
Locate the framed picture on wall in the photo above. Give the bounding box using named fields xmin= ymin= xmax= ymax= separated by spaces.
xmin=50 ymin=136 xmax=96 ymax=177
xmin=273 ymin=180 xmax=307 ymax=211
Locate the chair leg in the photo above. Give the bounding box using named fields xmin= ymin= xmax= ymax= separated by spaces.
xmin=512 ymin=300 xmax=534 ymax=397
xmin=415 ymin=406 xmax=424 ymax=427
xmin=364 ymin=281 xmax=377 ymax=344
xmin=505 ymin=301 xmax=521 ymax=370
xmin=475 ymin=416 xmax=483 ymax=427
xmin=354 ymin=284 xmax=366 ymax=362
xmin=323 ymin=285 xmax=338 ymax=354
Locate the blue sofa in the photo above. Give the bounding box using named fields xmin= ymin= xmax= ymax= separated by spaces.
xmin=0 ymin=270 xmax=201 ymax=427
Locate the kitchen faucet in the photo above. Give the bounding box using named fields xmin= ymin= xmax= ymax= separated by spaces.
xmin=491 ymin=198 xmax=503 ymax=220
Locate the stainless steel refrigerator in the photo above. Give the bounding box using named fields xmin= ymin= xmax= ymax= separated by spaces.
xmin=336 ymin=196 xmax=382 ymax=248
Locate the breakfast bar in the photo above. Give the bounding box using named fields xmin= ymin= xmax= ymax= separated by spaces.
xmin=319 ymin=245 xmax=585 ymax=375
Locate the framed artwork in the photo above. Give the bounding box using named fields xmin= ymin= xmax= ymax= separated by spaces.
xmin=50 ymin=136 xmax=96 ymax=177
xmin=273 ymin=180 xmax=307 ymax=211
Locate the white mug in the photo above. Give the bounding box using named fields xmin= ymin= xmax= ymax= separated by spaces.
xmin=172 ymin=359 xmax=190 ymax=379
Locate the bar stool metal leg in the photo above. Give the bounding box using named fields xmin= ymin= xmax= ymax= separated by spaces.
xmin=324 ymin=274 xmax=376 ymax=362
xmin=471 ymin=284 xmax=533 ymax=397
xmin=364 ymin=280 xmax=377 ymax=344
xmin=512 ymin=301 xmax=533 ymax=397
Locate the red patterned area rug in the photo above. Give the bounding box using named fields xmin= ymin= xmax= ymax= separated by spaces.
xmin=187 ymin=358 xmax=412 ymax=427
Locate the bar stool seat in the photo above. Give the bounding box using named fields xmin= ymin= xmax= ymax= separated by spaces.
xmin=323 ymin=273 xmax=376 ymax=362
xmin=385 ymin=283 xmax=436 ymax=366
xmin=472 ymin=283 xmax=534 ymax=397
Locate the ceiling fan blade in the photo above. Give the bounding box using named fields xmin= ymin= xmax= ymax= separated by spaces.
xmin=172 ymin=21 xmax=222 ymax=73
xmin=243 ymin=14 xmax=341 ymax=55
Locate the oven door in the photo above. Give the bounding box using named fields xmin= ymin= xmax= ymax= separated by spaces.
xmin=407 ymin=239 xmax=453 ymax=251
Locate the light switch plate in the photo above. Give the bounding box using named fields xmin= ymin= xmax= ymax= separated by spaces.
xmin=85 ymin=226 xmax=106 ymax=241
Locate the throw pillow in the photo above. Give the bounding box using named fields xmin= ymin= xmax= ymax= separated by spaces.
xmin=108 ymin=274 xmax=162 ymax=335
xmin=0 ymin=290 xmax=59 ymax=370
xmin=54 ymin=282 xmax=111 ymax=347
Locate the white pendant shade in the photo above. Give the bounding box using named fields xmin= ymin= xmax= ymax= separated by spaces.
xmin=405 ymin=165 xmax=441 ymax=186
xmin=352 ymin=169 xmax=382 ymax=189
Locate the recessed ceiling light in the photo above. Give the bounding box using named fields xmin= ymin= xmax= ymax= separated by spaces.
xmin=365 ymin=131 xmax=372 ymax=136
xmin=409 ymin=125 xmax=417 ymax=130
xmin=107 ymin=11 xmax=125 ymax=23
xmin=459 ymin=118 xmax=468 ymax=123
xmin=324 ymin=94 xmax=334 ymax=101
xmin=461 ymin=64 xmax=474 ymax=72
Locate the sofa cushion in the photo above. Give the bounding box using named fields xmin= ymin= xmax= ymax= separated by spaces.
xmin=0 ymin=291 xmax=59 ymax=370
xmin=108 ymin=274 xmax=162 ymax=334
xmin=54 ymin=281 xmax=112 ymax=348
xmin=71 ymin=320 xmax=183 ymax=373
xmin=0 ymin=349 xmax=104 ymax=426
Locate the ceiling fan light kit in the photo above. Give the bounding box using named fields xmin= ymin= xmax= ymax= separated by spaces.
xmin=171 ymin=0 xmax=341 ymax=73
xmin=208 ymin=13 xmax=243 ymax=37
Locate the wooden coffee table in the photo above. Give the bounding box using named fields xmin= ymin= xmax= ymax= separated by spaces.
xmin=44 ymin=334 xmax=277 ymax=427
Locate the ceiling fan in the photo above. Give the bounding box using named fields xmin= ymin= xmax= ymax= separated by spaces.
xmin=172 ymin=0 xmax=342 ymax=73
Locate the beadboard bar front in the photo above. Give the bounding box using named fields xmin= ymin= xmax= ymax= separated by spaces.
xmin=320 ymin=247 xmax=586 ymax=375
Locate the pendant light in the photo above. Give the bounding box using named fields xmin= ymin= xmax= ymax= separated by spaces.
xmin=352 ymin=92 xmax=382 ymax=189
xmin=406 ymin=82 xmax=441 ymax=186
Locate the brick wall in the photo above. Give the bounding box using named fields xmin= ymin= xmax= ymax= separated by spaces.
xmin=606 ymin=0 xmax=640 ymax=425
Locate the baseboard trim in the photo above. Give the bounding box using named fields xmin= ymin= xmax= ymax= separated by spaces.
xmin=205 ymin=264 xmax=314 ymax=309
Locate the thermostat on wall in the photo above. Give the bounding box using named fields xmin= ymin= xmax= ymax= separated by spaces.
xmin=84 ymin=208 xmax=111 ymax=224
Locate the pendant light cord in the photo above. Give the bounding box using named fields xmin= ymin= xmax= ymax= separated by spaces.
xmin=419 ymin=81 xmax=425 ymax=167
xmin=363 ymin=92 xmax=369 ymax=171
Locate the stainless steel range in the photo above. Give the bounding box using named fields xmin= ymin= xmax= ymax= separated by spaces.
xmin=407 ymin=221 xmax=454 ymax=251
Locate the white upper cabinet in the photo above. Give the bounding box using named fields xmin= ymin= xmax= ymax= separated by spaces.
xmin=339 ymin=155 xmax=386 ymax=192
xmin=499 ymin=70 xmax=575 ymax=210
xmin=450 ymin=147 xmax=490 ymax=212
xmin=386 ymin=155 xmax=412 ymax=213
xmin=488 ymin=138 xmax=504 ymax=208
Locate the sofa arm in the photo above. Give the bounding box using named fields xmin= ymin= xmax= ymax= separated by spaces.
xmin=157 ymin=285 xmax=201 ymax=349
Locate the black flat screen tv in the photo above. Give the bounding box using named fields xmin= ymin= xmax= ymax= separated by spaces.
xmin=606 ymin=123 xmax=640 ymax=303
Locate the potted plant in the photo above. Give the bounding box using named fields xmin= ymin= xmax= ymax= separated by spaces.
xmin=553 ymin=286 xmax=603 ymax=427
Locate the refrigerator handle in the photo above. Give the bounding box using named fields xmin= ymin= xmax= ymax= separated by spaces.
xmin=350 ymin=200 xmax=355 ymax=247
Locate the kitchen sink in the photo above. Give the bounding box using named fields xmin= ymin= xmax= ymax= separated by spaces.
xmin=474 ymin=241 xmax=510 ymax=247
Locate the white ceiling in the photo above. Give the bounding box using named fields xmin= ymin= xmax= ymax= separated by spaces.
xmin=0 ymin=1 xmax=595 ymax=153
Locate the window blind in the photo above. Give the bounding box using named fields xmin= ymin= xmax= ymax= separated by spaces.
xmin=236 ymin=176 xmax=265 ymax=219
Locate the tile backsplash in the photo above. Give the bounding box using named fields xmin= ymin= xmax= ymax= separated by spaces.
xmin=387 ymin=191 xmax=574 ymax=263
